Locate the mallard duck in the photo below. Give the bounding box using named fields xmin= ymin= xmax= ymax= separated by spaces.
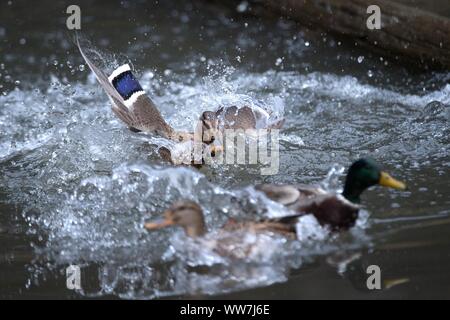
xmin=256 ymin=158 xmax=407 ymax=230
xmin=76 ymin=39 xmax=283 ymax=163
xmin=144 ymin=200 xmax=302 ymax=239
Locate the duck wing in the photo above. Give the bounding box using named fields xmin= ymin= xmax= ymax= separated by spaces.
xmin=222 ymin=213 xmax=303 ymax=238
xmin=256 ymin=183 xmax=324 ymax=207
xmin=77 ymin=37 xmax=174 ymax=138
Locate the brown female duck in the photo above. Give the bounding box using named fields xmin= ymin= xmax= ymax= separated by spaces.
xmin=77 ymin=39 xmax=283 ymax=164
xmin=144 ymin=200 xmax=302 ymax=239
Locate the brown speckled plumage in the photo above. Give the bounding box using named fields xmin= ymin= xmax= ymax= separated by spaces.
xmin=144 ymin=200 xmax=303 ymax=239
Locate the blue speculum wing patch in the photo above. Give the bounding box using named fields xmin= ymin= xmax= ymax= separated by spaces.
xmin=111 ymin=71 xmax=143 ymax=100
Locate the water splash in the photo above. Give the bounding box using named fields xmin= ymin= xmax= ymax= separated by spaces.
xmin=1 ymin=59 xmax=449 ymax=298
xmin=320 ymin=164 xmax=346 ymax=193
xmin=21 ymin=159 xmax=372 ymax=299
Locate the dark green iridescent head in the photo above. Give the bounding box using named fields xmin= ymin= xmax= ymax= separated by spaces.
xmin=342 ymin=158 xmax=406 ymax=203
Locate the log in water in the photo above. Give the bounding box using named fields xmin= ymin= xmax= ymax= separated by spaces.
xmin=223 ymin=0 xmax=450 ymax=70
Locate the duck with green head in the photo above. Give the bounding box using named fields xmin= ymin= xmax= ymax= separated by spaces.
xmin=256 ymin=158 xmax=407 ymax=230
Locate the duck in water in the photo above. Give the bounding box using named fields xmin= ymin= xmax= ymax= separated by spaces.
xmin=144 ymin=158 xmax=406 ymax=237
xmin=77 ymin=38 xmax=283 ymax=165
xmin=256 ymin=158 xmax=407 ymax=230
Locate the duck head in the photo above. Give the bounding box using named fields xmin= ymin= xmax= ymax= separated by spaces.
xmin=144 ymin=200 xmax=206 ymax=237
xmin=342 ymin=158 xmax=406 ymax=203
xmin=196 ymin=111 xmax=220 ymax=144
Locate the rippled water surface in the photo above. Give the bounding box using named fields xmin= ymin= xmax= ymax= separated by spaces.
xmin=0 ymin=0 xmax=449 ymax=299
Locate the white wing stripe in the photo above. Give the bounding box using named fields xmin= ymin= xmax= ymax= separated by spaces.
xmin=124 ymin=91 xmax=146 ymax=108
xmin=108 ymin=64 xmax=131 ymax=82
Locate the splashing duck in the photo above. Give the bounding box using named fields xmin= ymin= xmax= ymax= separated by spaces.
xmin=256 ymin=158 xmax=407 ymax=230
xmin=76 ymin=38 xmax=283 ymax=165
xmin=144 ymin=200 xmax=303 ymax=239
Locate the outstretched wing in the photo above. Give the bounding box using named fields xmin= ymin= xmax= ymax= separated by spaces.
xmin=76 ymin=37 xmax=173 ymax=137
xmin=76 ymin=37 xmax=127 ymax=110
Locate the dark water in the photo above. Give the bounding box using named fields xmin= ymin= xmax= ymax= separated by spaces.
xmin=0 ymin=0 xmax=449 ymax=299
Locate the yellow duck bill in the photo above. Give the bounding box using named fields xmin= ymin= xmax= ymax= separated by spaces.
xmin=379 ymin=171 xmax=407 ymax=190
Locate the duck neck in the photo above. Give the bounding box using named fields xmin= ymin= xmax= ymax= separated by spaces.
xmin=342 ymin=179 xmax=364 ymax=204
xmin=184 ymin=222 xmax=207 ymax=238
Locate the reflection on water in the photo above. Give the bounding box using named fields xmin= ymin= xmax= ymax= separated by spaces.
xmin=0 ymin=0 xmax=449 ymax=299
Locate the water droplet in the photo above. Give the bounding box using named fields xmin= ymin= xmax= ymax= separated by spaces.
xmin=244 ymin=22 xmax=248 ymax=28
xmin=236 ymin=56 xmax=241 ymax=63
xmin=14 ymin=80 xmax=20 ymax=85
xmin=275 ymin=57 xmax=283 ymax=66
xmin=236 ymin=1 xmax=248 ymax=13
xmin=304 ymin=41 xmax=310 ymax=47
xmin=357 ymin=56 xmax=364 ymax=63
xmin=19 ymin=38 xmax=26 ymax=45
xmin=78 ymin=64 xmax=85 ymax=71
xmin=53 ymin=60 xmax=58 ymax=66
xmin=180 ymin=14 xmax=189 ymax=23
xmin=367 ymin=70 xmax=374 ymax=77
